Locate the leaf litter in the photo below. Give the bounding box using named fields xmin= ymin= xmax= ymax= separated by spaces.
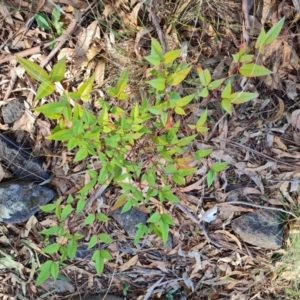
xmin=0 ymin=0 xmax=300 ymax=299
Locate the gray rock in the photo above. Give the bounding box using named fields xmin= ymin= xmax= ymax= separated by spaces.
xmin=231 ymin=209 xmax=285 ymax=250
xmin=0 ymin=134 xmax=50 ymax=181
xmin=75 ymin=244 xmax=95 ymax=259
xmin=41 ymin=278 xmax=75 ymax=293
xmin=2 ymin=99 xmax=25 ymax=125
xmin=0 ymin=180 xmax=56 ymax=223
xmin=111 ymin=207 xmax=147 ymax=238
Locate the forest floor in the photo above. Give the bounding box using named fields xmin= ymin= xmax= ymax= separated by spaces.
xmin=1 ymin=0 xmax=300 ymax=299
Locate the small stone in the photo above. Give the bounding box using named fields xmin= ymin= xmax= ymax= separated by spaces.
xmin=0 ymin=180 xmax=56 ymax=223
xmin=0 ymin=134 xmax=50 ymax=181
xmin=111 ymin=207 xmax=147 ymax=238
xmin=2 ymin=98 xmax=25 ymax=126
xmin=75 ymin=244 xmax=95 ymax=259
xmin=231 ymin=209 xmax=285 ymax=250
xmin=41 ymin=278 xmax=75 ymax=293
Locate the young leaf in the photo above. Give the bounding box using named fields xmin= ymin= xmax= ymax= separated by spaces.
xmin=210 ymin=161 xmax=229 ymax=172
xmin=159 ymin=220 xmax=169 ymax=245
xmin=194 ymin=149 xmax=212 ymax=160
xmin=207 ymin=170 xmax=215 ymax=188
xmin=175 ymin=107 xmax=185 ymax=115
xmin=147 ymin=78 xmax=165 ymax=91
xmin=36 ymin=261 xmax=52 ymax=285
xmin=239 ymin=55 xmax=254 ymax=63
xmin=199 ymin=69 xmax=211 ymax=86
xmin=176 ymin=94 xmax=195 ymax=107
xmin=34 ymin=13 xmax=51 ymax=31
xmin=176 ymin=134 xmax=197 ymax=147
xmin=74 ymin=148 xmax=88 ymax=162
xmin=199 ymin=87 xmax=209 ymax=98
xmin=221 ymin=98 xmax=232 ymax=115
xmin=166 ymin=66 xmax=192 ymax=86
xmin=239 ymin=64 xmax=272 ymax=77
xmin=163 ymin=49 xmax=181 ymax=64
xmin=98 ymin=233 xmax=113 ymax=243
xmin=264 ymin=17 xmax=285 ymax=46
xmin=145 ymin=54 xmax=161 ymax=66
xmin=207 ymin=78 xmax=224 ymax=91
xmin=116 ymin=68 xmax=129 ymax=96
xmin=196 ymin=108 xmax=208 ymax=128
xmin=50 ymin=56 xmax=66 ymax=82
xmin=151 ymin=38 xmax=163 ymax=57
xmin=255 ymin=27 xmax=266 ymax=50
xmin=221 ymin=82 xmax=232 ymax=98
xmin=229 ymin=92 xmax=259 ymax=104
xmin=78 ymin=74 xmax=95 ymax=101
xmin=134 ymin=223 xmax=148 ymax=245
xmin=17 ymin=56 xmax=49 ymax=82
xmin=83 ymin=214 xmax=95 ymax=225
xmin=147 ymin=212 xmax=161 ymax=223
xmin=43 ymin=243 xmax=60 ymax=254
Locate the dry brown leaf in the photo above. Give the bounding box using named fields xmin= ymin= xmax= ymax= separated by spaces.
xmin=215 ymin=230 xmax=242 ymax=250
xmin=119 ymin=255 xmax=138 ymax=272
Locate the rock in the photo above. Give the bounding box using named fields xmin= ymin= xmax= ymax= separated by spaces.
xmin=231 ymin=209 xmax=285 ymax=250
xmin=41 ymin=278 xmax=75 ymax=293
xmin=0 ymin=180 xmax=56 ymax=223
xmin=111 ymin=207 xmax=147 ymax=238
xmin=0 ymin=134 xmax=50 ymax=181
xmin=2 ymin=98 xmax=25 ymax=126
xmin=75 ymin=244 xmax=95 ymax=259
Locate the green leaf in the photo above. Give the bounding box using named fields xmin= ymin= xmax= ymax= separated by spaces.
xmin=228 ymin=92 xmax=259 ymax=104
xmin=61 ymin=204 xmax=72 ymax=221
xmin=41 ymin=204 xmax=56 ymax=212
xmin=17 ymin=56 xmax=49 ymax=82
xmin=78 ymin=74 xmax=95 ymax=101
xmin=210 ymin=161 xmax=229 ymax=172
xmin=50 ymin=262 xmax=59 ymax=280
xmin=255 ymin=27 xmax=266 ymax=50
xmin=239 ymin=55 xmax=254 ymax=63
xmin=199 ymin=87 xmax=209 ymax=98
xmin=147 ymin=212 xmax=161 ymax=223
xmin=43 ymin=243 xmax=60 ymax=254
xmin=35 ymin=13 xmax=51 ymax=30
xmin=88 ymin=235 xmax=98 ymax=249
xmin=147 ymin=78 xmax=165 ymax=91
xmin=264 ymin=17 xmax=285 ymax=45
xmin=176 ymin=134 xmax=197 ymax=147
xmin=207 ymin=170 xmax=215 ymax=187
xmin=221 ymin=82 xmax=232 ymax=98
xmin=50 ymin=56 xmax=66 ymax=82
xmin=160 ymin=220 xmax=169 ymax=245
xmin=98 ymin=233 xmax=113 ymax=243
xmin=221 ymin=98 xmax=232 ymax=115
xmin=145 ymin=54 xmax=161 ymax=66
xmin=134 ymin=223 xmax=148 ymax=245
xmin=34 ymin=101 xmax=67 ymax=119
xmin=176 ymin=94 xmax=195 ymax=107
xmin=76 ymin=198 xmax=86 ymax=214
xmin=116 ymin=68 xmax=129 ymax=96
xmin=196 ymin=108 xmax=208 ymax=132
xmin=166 ymin=66 xmax=192 ymax=86
xmin=175 ymin=107 xmax=185 ymax=115
xmin=194 ymin=149 xmax=212 ymax=159
xmin=47 ymin=129 xmax=73 ymax=141
xmin=208 ymin=78 xmax=224 ymax=91
xmin=161 ymin=213 xmax=175 ymax=225
xmin=163 ymin=49 xmax=181 ymax=64
xmin=239 ymin=64 xmax=272 ymax=77
xmin=96 ymin=213 xmax=110 ymax=222
xmin=74 ymin=148 xmax=88 ymax=162
xmin=67 ymin=238 xmax=77 ymax=260
xmin=36 ymin=261 xmax=52 ymax=285
xmin=199 ymin=69 xmax=211 ymax=86
xmin=40 ymin=226 xmax=60 ymax=235
xmin=163 ymin=191 xmax=180 ymax=202
xmin=151 ymin=38 xmax=163 ymax=57
xmin=35 ymin=80 xmax=55 ymax=101
xmin=83 ymin=214 xmax=95 ymax=226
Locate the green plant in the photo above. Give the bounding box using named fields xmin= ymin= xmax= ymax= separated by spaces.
xmin=16 ymin=16 xmax=284 ymax=285
xmin=34 ymin=6 xmax=64 ymax=47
